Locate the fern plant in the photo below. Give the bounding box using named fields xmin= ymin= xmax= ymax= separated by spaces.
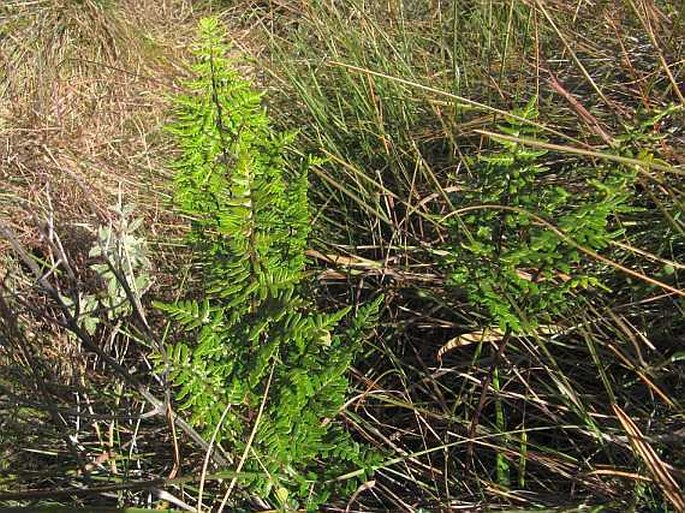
xmin=444 ymin=98 xmax=638 ymax=334
xmin=157 ymin=17 xmax=379 ymax=509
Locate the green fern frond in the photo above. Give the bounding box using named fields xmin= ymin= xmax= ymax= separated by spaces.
xmin=443 ymin=99 xmax=638 ymax=334
xmin=157 ymin=17 xmax=379 ymax=508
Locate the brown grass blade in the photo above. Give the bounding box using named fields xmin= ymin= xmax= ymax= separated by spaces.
xmin=613 ymin=404 xmax=685 ymax=512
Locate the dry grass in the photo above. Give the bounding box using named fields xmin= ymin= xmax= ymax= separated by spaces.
xmin=1 ymin=0 xmax=199 ymax=226
xmin=0 ymin=0 xmax=683 ymax=511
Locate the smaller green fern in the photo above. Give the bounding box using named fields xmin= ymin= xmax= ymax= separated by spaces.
xmin=444 ymin=98 xmax=638 ymax=333
xmin=157 ymin=17 xmax=379 ymax=509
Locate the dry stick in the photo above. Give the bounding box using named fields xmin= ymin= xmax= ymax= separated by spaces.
xmin=197 ymin=403 xmax=233 ymax=513
xmin=610 ymin=239 xmax=685 ymax=270
xmin=0 ymin=386 xmax=163 ymax=420
xmin=440 ymin=205 xmax=685 ymax=298
xmin=166 ymin=401 xmax=181 ymax=480
xmin=0 ymin=479 xmax=169 ymax=502
xmin=605 ymin=14 xmax=652 ymax=110
xmin=345 ymin=480 xmax=377 ymax=513
xmin=0 ymin=471 xmax=254 ymax=503
xmin=545 ymin=68 xmax=616 ymax=146
xmin=535 ymin=0 xmax=616 ymax=113
xmin=95 ymin=225 xmax=189 ymax=476
xmin=217 ymin=363 xmax=276 ymax=513
xmin=0 ymin=221 xmax=229 ymax=468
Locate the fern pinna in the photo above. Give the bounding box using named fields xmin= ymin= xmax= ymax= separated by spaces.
xmin=157 ymin=18 xmax=378 ymax=508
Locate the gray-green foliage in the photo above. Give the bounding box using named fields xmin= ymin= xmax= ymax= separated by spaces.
xmin=156 ymin=17 xmax=380 ymax=508
xmin=62 ymin=202 xmax=151 ymax=335
xmin=444 ymin=99 xmax=638 ymax=333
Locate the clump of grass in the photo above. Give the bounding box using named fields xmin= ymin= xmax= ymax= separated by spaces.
xmin=0 ymin=0 xmax=197 ymax=230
